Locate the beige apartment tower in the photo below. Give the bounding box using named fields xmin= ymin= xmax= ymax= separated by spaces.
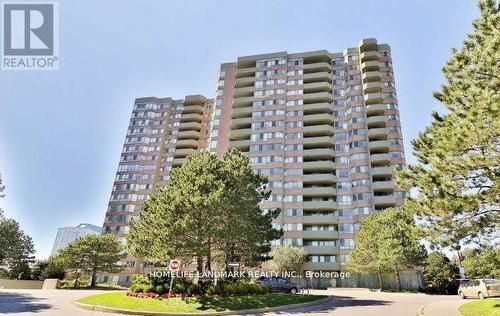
xmin=101 ymin=38 xmax=406 ymax=287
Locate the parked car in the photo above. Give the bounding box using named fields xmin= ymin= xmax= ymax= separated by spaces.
xmin=458 ymin=279 xmax=500 ymax=299
xmin=257 ymin=276 xmax=301 ymax=294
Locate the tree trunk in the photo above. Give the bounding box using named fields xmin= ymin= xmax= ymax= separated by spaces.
xmin=395 ymin=269 xmax=402 ymax=291
xmin=91 ymin=269 xmax=97 ymax=288
xmin=206 ymin=240 xmax=212 ymax=271
xmin=377 ymin=269 xmax=384 ymax=289
xmin=73 ymin=271 xmax=80 ymax=288
xmin=197 ymin=256 xmax=203 ymax=273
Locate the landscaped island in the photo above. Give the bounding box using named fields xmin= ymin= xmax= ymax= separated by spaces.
xmin=459 ymin=299 xmax=500 ymax=316
xmin=76 ymin=292 xmax=326 ymax=314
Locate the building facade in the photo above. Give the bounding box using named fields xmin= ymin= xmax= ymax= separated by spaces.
xmin=100 ymin=38 xmax=406 ymax=287
xmin=100 ymin=95 xmax=213 ymax=284
xmin=51 ymin=223 xmax=102 ymax=256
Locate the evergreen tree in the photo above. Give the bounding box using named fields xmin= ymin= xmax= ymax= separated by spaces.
xmin=397 ymin=0 xmax=500 ymax=248
xmin=58 ymin=234 xmax=125 ymax=287
xmin=422 ymin=252 xmax=460 ymax=294
xmin=127 ymin=150 xmax=281 ymax=272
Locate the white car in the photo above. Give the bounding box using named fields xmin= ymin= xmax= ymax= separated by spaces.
xmin=458 ymin=279 xmax=500 ymax=299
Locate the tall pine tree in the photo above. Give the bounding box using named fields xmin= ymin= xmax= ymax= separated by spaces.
xmin=397 ymin=0 xmax=499 ymax=248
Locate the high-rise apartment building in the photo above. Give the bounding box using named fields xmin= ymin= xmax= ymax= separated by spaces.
xmin=100 ymin=38 xmax=406 ymax=287
xmin=51 ymin=223 xmax=102 ymax=256
xmin=100 ymin=95 xmax=213 ymax=284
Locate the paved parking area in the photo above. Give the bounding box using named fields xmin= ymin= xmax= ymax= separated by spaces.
xmin=0 ymin=288 xmax=466 ymax=316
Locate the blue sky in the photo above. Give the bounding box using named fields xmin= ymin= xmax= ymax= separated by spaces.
xmin=0 ymin=0 xmax=478 ymax=259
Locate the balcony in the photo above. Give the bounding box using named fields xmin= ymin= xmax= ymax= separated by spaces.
xmin=303 ymin=103 xmax=332 ymax=114
xmin=372 ymin=180 xmax=394 ymax=191
xmin=303 ymin=72 xmax=332 ymax=83
xmin=359 ymin=38 xmax=378 ymax=52
xmin=303 ymin=187 xmax=336 ymax=197
xmin=361 ymin=61 xmax=380 ymax=72
xmin=303 ymin=262 xmax=341 ymax=271
xmin=362 ymin=71 xmax=381 ymax=83
xmin=230 ymin=117 xmax=251 ymax=128
xmin=233 ymin=96 xmax=254 ymax=107
xmin=177 ymin=130 xmax=200 ymax=140
xmin=303 ymin=214 xmax=338 ymax=225
xmin=366 ymin=103 xmax=386 ymax=116
xmin=363 ymin=82 xmax=382 ymax=94
xmin=304 ymin=148 xmax=335 ymax=159
xmin=366 ymin=115 xmax=388 ymax=127
xmin=303 ymin=200 xmax=336 ymax=210
xmin=360 ymin=50 xmax=379 ymax=62
xmin=173 ymin=148 xmax=197 ymax=158
xmin=182 ymin=105 xmax=204 ymax=114
xmin=303 ymin=161 xmax=335 ymax=172
xmin=302 ymin=92 xmax=333 ymax=103
xmin=172 ymin=158 xmax=187 ymax=167
xmin=303 ymin=230 xmax=339 ymax=239
xmin=229 ymin=140 xmax=250 ymax=150
xmin=303 ymin=82 xmax=332 ymax=93
xmin=370 ymin=153 xmax=391 ymax=163
xmin=234 ymin=86 xmax=255 ymax=97
xmin=180 ymin=113 xmax=203 ymax=123
xmin=175 ymin=139 xmax=199 ymax=149
xmin=235 ymin=76 xmax=256 ymax=88
xmin=236 ymin=67 xmax=256 ymax=78
xmin=231 ymin=106 xmax=252 ymax=119
xmin=303 ymin=62 xmax=332 ymax=73
xmin=304 ymin=245 xmax=340 ymax=255
xmin=373 ymin=195 xmax=396 ymax=206
xmin=367 ymin=127 xmax=387 ymax=139
xmin=371 ymin=166 xmax=393 ymax=177
xmin=303 ymin=125 xmax=334 ymax=137
xmin=179 ymin=121 xmax=201 ymax=131
xmin=364 ymin=93 xmax=383 ymax=104
xmin=369 ymin=140 xmax=390 ymax=151
xmin=229 ymin=128 xmax=251 ymax=141
xmin=304 ymin=113 xmax=334 ymax=125
xmin=303 ymin=173 xmax=336 ymax=184
xmin=303 ymin=136 xmax=334 ymax=147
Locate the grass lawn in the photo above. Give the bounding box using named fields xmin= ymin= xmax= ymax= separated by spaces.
xmin=460 ymin=299 xmax=500 ymax=316
xmin=77 ymin=292 xmax=326 ymax=313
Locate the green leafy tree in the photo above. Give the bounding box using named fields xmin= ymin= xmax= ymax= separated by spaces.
xmin=0 ymin=177 xmax=35 ymax=279
xmin=348 ymin=209 xmax=425 ymax=290
xmin=397 ymin=0 xmax=500 ymax=249
xmin=463 ymin=247 xmax=500 ymax=278
xmin=58 ymin=234 xmax=126 ymax=287
xmin=422 ymin=252 xmax=460 ymax=294
xmin=128 ymin=150 xmax=281 ymax=272
xmin=0 ymin=174 xmax=35 ymax=279
xmin=42 ymin=256 xmax=66 ymax=279
xmin=269 ymin=245 xmax=307 ymax=275
xmin=30 ymin=257 xmax=66 ymax=280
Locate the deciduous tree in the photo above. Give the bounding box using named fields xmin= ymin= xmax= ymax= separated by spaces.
xmin=269 ymin=245 xmax=307 ymax=275
xmin=462 ymin=246 xmax=500 ymax=279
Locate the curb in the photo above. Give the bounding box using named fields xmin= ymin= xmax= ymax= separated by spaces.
xmin=74 ymin=295 xmax=333 ymax=316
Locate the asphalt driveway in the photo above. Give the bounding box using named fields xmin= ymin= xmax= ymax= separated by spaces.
xmin=0 ymin=288 xmax=465 ymax=316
